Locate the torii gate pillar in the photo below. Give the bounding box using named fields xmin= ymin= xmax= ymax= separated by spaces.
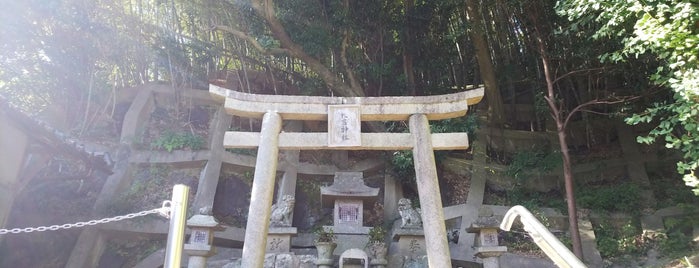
xmin=410 ymin=114 xmax=451 ymax=268
xmin=240 ymin=111 xmax=282 ymax=267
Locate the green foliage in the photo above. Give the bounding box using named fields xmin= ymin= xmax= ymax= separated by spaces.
xmin=505 ymin=149 xmax=561 ymax=181
xmin=364 ymin=202 xmax=385 ymax=227
xmin=297 ymin=75 xmax=327 ymax=96
xmin=297 ymin=178 xmax=323 ymax=220
xmin=660 ymin=211 xmax=699 ymax=258
xmin=1 ymin=0 xmax=108 ymax=114
xmin=593 ymin=213 xmax=698 ymax=259
xmin=368 ymin=226 xmax=387 ymax=243
xmin=150 ymin=131 xmax=204 ymax=152
xmin=256 ymin=35 xmax=280 ymax=50
xmin=226 ymin=148 xmax=257 ymax=157
xmin=627 ymin=99 xmax=699 ymax=196
xmin=593 ymin=219 xmax=643 ymax=258
xmin=391 ymin=150 xmax=414 ymax=180
xmin=534 ymin=91 xmax=549 ymax=121
xmin=430 ymin=114 xmax=479 ymax=136
xmin=577 ymin=182 xmax=641 ymax=213
xmin=659 ymin=230 xmax=694 ymax=259
xmin=390 ymin=115 xmax=477 ymax=182
xmin=241 ymin=171 xmax=254 ymax=185
xmin=501 ymin=187 xmax=567 ymax=213
xmin=595 ymin=235 xmax=619 ymax=258
xmin=558 ymin=0 xmax=699 ymax=195
xmin=650 ymin=172 xmax=699 ymax=208
xmin=390 ymin=151 xmax=450 ymax=185
xmin=108 ymin=165 xmax=171 ymax=215
xmin=313 ymin=226 xmax=336 ymax=243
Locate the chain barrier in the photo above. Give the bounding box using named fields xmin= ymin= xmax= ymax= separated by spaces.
xmin=0 ymin=201 xmax=172 ymax=235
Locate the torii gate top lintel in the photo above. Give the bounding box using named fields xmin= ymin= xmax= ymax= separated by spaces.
xmin=209 ymin=84 xmax=484 ymax=121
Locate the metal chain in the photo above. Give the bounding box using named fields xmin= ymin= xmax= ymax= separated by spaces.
xmin=0 ymin=201 xmax=172 ymax=235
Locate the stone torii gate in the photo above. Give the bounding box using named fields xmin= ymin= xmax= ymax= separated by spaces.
xmin=210 ymin=84 xmax=484 ymax=268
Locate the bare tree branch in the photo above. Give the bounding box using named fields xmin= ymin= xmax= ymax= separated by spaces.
xmin=576 ymin=109 xmax=616 ymax=116
xmin=552 ymin=67 xmax=607 ymax=85
xmin=564 ymin=94 xmax=643 ymax=129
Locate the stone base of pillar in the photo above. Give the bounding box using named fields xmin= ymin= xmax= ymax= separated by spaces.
xmin=474 ymin=247 xmax=507 ymax=268
xmin=267 ymin=227 xmax=297 ymax=253
xmin=392 ymin=223 xmax=427 ymax=258
xmin=187 ymin=255 xmax=208 ymax=268
xmin=481 ymin=257 xmax=499 ymax=268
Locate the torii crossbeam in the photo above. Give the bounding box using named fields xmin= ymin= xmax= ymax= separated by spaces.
xmin=210 ymin=84 xmax=484 ymax=267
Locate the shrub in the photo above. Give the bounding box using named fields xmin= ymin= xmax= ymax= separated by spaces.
xmin=313 ymin=227 xmax=336 ymax=243
xmin=577 ymin=182 xmax=641 ymax=213
xmin=593 ymin=219 xmax=644 ymax=258
xmin=505 ymin=149 xmax=561 ymax=181
xmin=660 ymin=212 xmax=699 ymax=258
xmin=151 ymin=131 xmax=204 ymax=152
xmin=368 ymin=226 xmax=387 ymax=244
xmin=391 ymin=150 xmax=415 ymax=179
xmin=430 ymin=114 xmax=478 ymax=136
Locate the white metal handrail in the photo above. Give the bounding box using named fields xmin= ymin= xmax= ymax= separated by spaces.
xmin=500 ymin=205 xmax=587 ymax=268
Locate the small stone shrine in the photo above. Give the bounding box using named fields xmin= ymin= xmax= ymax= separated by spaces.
xmin=321 ymin=172 xmax=379 ymax=234
xmin=321 ymin=172 xmax=379 ymax=257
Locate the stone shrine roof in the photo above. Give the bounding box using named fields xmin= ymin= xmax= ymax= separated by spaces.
xmin=320 ymin=172 xmax=379 ymax=207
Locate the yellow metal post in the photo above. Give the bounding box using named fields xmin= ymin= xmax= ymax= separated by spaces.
xmin=164 ymin=184 xmax=190 ymax=268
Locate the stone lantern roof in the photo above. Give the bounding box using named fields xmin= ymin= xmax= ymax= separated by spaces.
xmin=186 ymin=207 xmax=225 ymax=230
xmin=320 ymin=172 xmax=379 ymax=207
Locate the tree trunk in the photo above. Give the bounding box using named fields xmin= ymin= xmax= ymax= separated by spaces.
xmin=555 ymin=116 xmax=583 ymax=259
xmin=465 ymin=0 xmax=505 ymax=127
xmin=536 ymin=27 xmax=584 ymax=260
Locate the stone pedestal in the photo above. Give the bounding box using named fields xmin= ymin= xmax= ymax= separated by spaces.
xmin=315 ymin=242 xmax=337 ymax=268
xmin=367 ymin=242 xmax=388 ymax=268
xmin=473 ymin=246 xmax=507 ymax=268
xmin=184 ymin=244 xmax=214 ymax=268
xmin=267 ymin=227 xmax=298 ymax=253
xmin=391 ymin=224 xmax=427 ymax=266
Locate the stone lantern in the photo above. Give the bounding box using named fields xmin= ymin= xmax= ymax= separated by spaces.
xmin=320 ymin=172 xmax=379 ymax=234
xmin=184 ymin=207 xmax=224 ymax=268
xmin=319 ymin=172 xmax=379 ymax=263
xmin=466 ymin=209 xmax=507 ymax=268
